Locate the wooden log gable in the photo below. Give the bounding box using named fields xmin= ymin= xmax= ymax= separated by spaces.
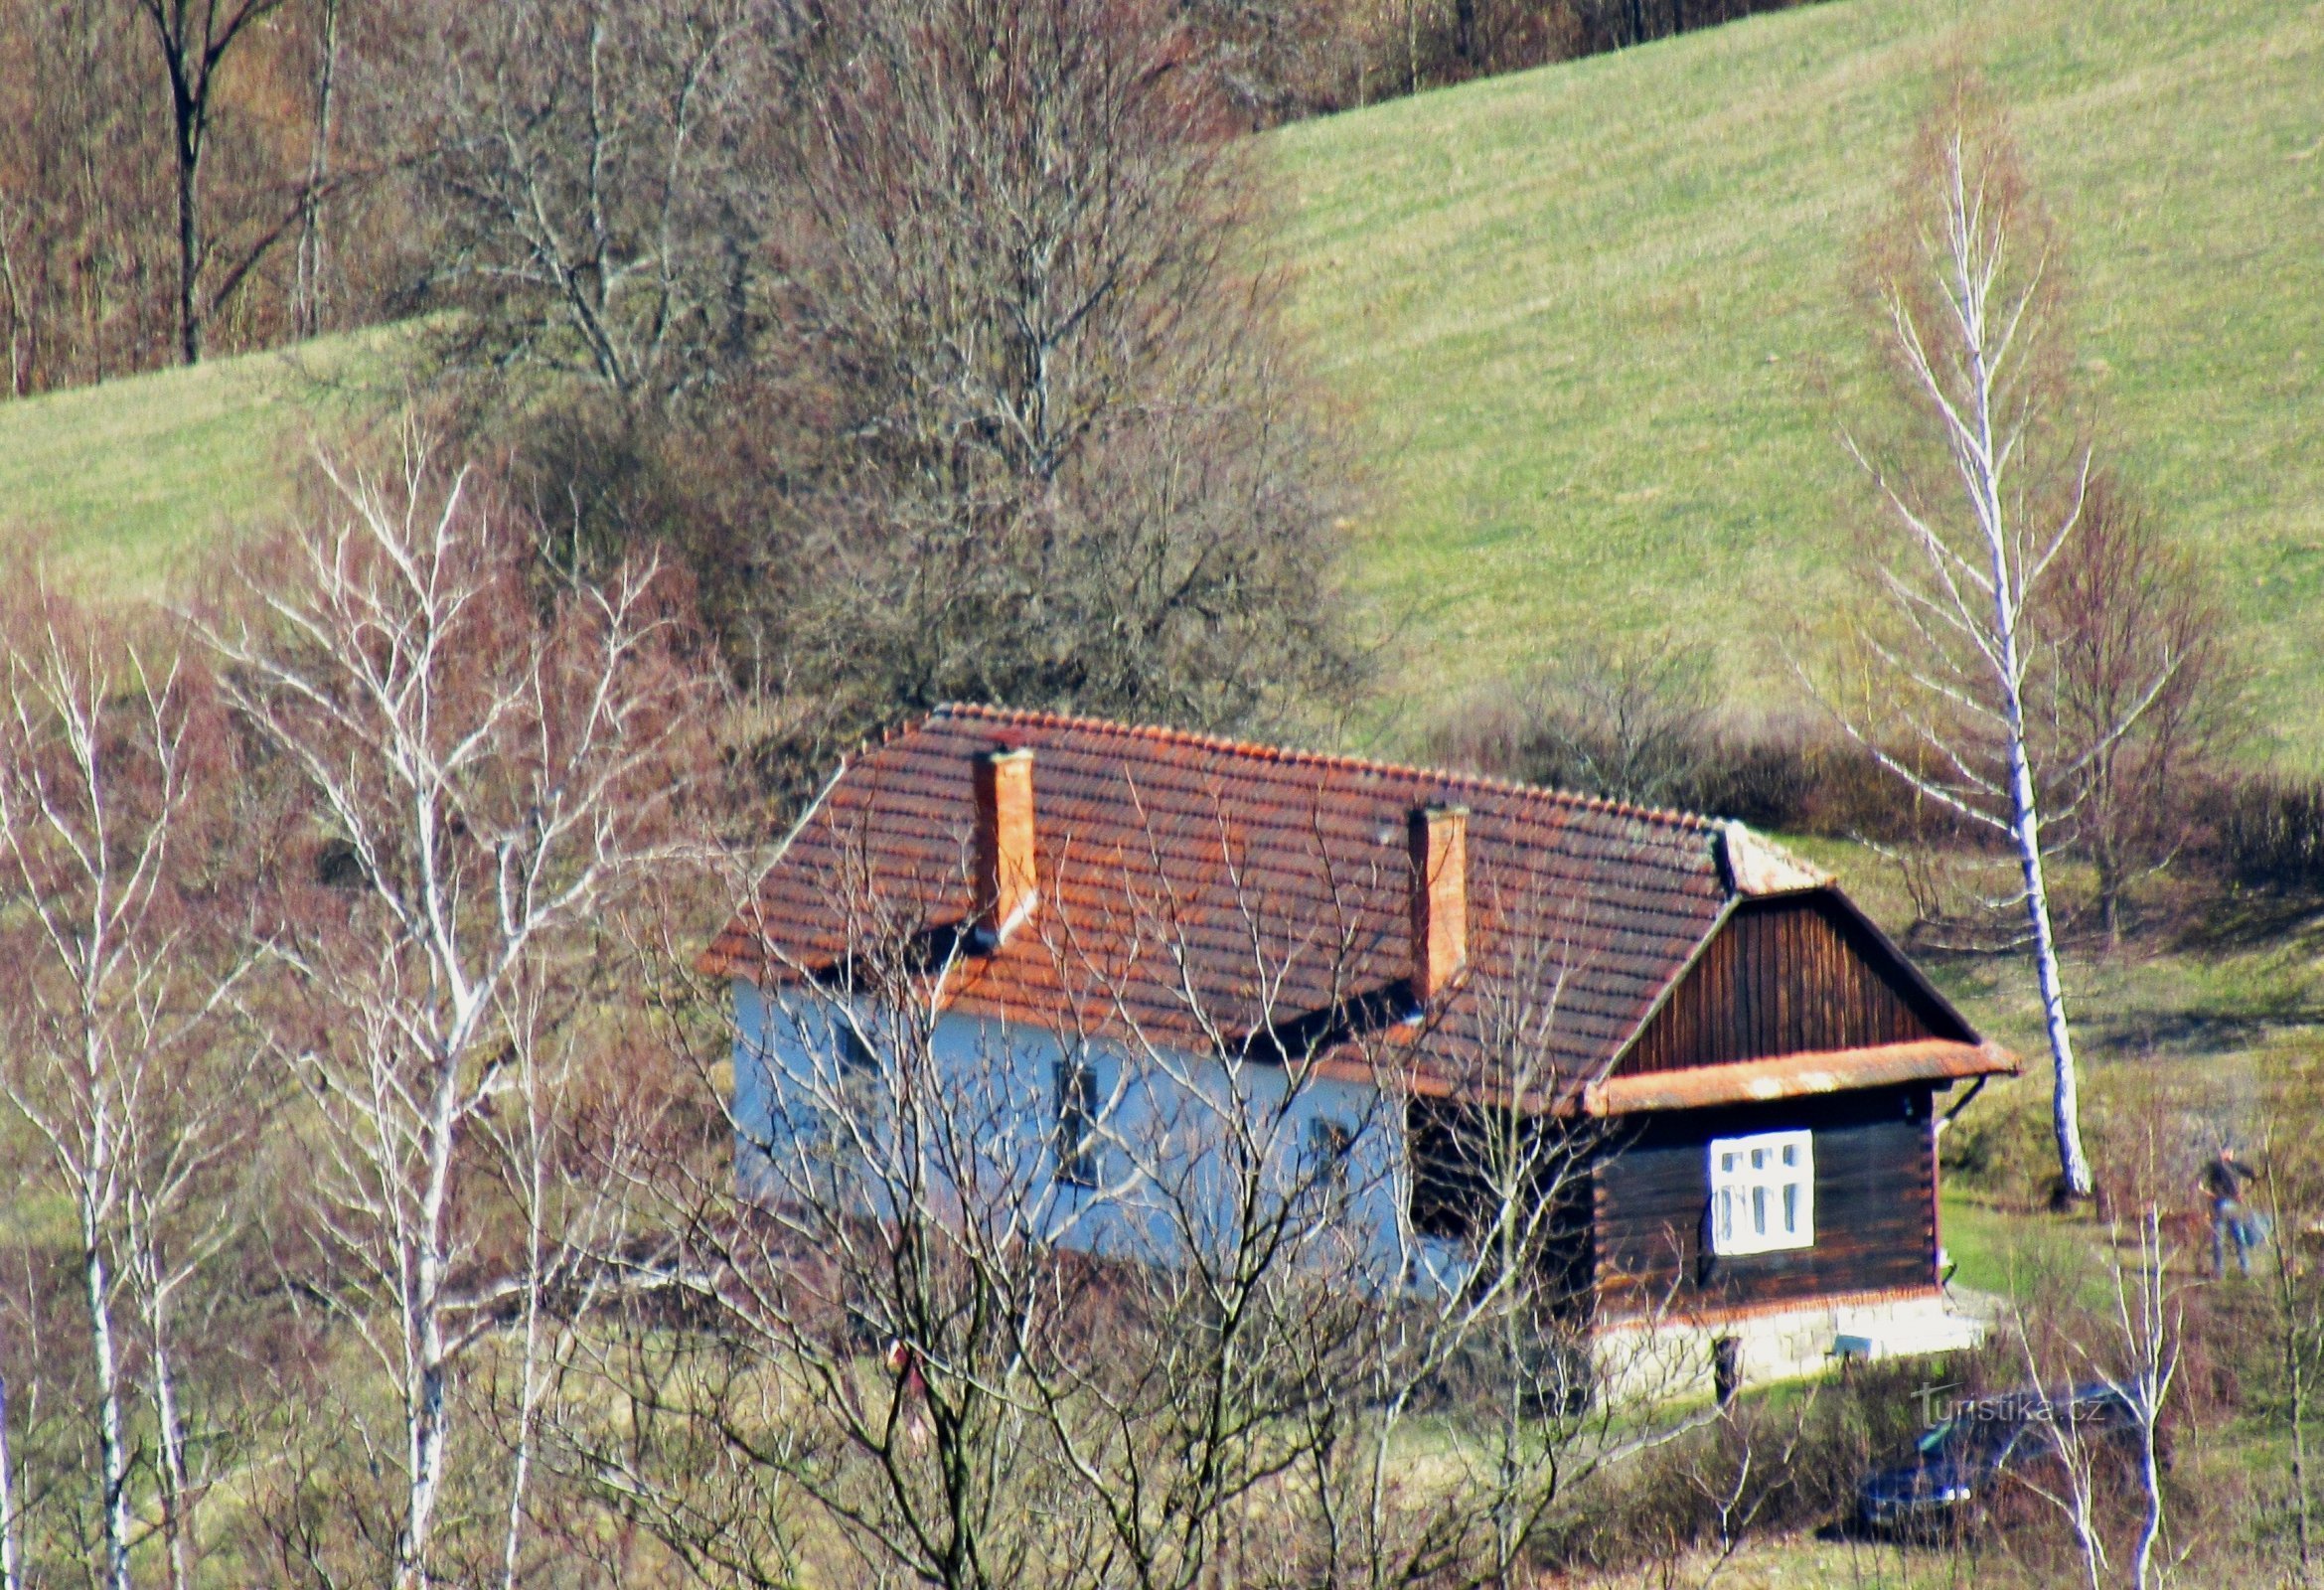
xmin=1613 ymin=891 xmax=1974 ymax=1078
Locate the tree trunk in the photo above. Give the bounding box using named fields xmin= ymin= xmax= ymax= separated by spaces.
xmin=2295 ymin=1333 xmax=2313 ymax=1582
xmin=1966 ymin=219 xmax=2092 ymax=1203
xmin=0 ymin=1372 xmax=22 ymax=1590
xmin=0 ymin=209 xmax=26 ymax=398
xmin=2275 ymin=1175 xmax=2314 ymax=1579
xmin=80 ymin=1199 xmax=134 ymax=1590
xmin=500 ymin=1073 xmax=549 ymax=1590
xmin=144 ymin=1280 xmax=196 ymax=1590
xmin=397 ymin=1052 xmax=465 ymax=1590
xmin=293 ymin=0 xmax=342 ymax=338
xmin=171 ymin=84 xmax=204 ymax=365
xmin=2012 ymin=775 xmax=2092 ymax=1200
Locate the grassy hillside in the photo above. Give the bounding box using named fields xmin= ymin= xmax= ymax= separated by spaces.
xmin=1272 ymin=0 xmax=2324 ymax=754
xmin=0 ymin=326 xmax=402 ymax=594
xmin=3 ymin=0 xmax=2318 ymax=750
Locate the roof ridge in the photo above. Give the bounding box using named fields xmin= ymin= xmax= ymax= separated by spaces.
xmin=931 ymin=702 xmax=1719 ymax=834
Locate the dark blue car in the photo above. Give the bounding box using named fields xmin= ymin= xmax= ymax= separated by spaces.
xmin=1855 ymin=1383 xmax=2145 ymax=1535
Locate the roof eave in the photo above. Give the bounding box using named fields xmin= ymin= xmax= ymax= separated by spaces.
xmin=1580 ymin=1037 xmax=2020 ymax=1116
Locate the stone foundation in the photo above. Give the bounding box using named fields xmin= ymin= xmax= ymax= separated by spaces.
xmin=1594 ymin=1288 xmax=1992 ymax=1403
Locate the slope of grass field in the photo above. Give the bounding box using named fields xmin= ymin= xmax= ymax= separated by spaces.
xmin=0 ymin=325 xmax=403 ymax=594
xmin=3 ymin=0 xmax=2317 ymax=750
xmin=1272 ymin=0 xmax=2324 ymax=754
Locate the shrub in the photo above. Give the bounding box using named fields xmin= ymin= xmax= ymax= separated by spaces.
xmin=2207 ymin=771 xmax=2324 ymax=890
xmin=1429 ymin=656 xmax=1959 ymax=844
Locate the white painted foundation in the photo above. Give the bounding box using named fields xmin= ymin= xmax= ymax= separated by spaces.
xmin=1594 ymin=1289 xmax=1992 ymax=1403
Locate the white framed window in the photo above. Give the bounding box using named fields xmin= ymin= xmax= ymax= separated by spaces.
xmin=1708 ymin=1129 xmax=1814 ymax=1256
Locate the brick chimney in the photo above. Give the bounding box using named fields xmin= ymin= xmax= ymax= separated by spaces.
xmin=1408 ymin=804 xmax=1469 ymax=1006
xmin=973 ymin=747 xmax=1039 ymax=947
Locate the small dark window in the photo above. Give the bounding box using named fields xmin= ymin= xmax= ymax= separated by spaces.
xmin=835 ymin=1019 xmax=877 ymax=1076
xmin=1307 ymin=1118 xmax=1354 ymax=1196
xmin=1407 ymin=1099 xmax=1488 ymax=1242
xmin=1053 ymin=1059 xmax=1099 ymax=1188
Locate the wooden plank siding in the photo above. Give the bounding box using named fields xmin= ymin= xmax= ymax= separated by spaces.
xmin=1590 ymin=1086 xmax=1939 ymax=1317
xmin=1615 ymin=894 xmax=1971 ymax=1076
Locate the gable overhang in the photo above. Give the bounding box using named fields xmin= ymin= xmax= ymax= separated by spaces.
xmin=1580 ymin=1037 xmax=2019 ymax=1116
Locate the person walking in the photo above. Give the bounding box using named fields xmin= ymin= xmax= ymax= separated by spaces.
xmin=2200 ymin=1144 xmax=2267 ymax=1278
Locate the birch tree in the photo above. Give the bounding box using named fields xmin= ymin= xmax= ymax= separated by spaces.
xmin=0 ymin=588 xmax=259 ymax=1590
xmin=2008 ymin=1200 xmax=2184 ymax=1590
xmin=205 ymin=434 xmax=703 ymax=1589
xmin=1825 ymin=80 xmax=2186 ymax=1199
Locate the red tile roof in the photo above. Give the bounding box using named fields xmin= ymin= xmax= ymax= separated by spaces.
xmin=701 ymin=706 xmax=1983 ymax=1102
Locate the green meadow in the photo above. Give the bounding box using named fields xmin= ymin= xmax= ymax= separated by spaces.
xmin=2 ymin=0 xmax=2317 ymax=750
xmin=1271 ymin=0 xmax=2324 ymax=754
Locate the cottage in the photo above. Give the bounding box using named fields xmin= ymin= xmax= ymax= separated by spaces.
xmin=702 ymin=705 xmax=2014 ymax=1392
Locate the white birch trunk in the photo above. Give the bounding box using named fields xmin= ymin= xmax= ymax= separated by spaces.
xmin=150 ymin=1348 xmax=193 ymax=1590
xmin=136 ymin=1251 xmax=196 ymax=1590
xmin=78 ymin=1183 xmax=133 ymax=1590
xmin=2124 ymin=1207 xmax=2176 ymax=1590
xmin=396 ymin=1057 xmax=465 ymax=1590
xmin=1993 ymin=547 xmax=2092 ymax=1199
xmin=0 ymin=1371 xmax=21 ymax=1590
xmin=1970 ymin=236 xmax=2100 ymax=1199
xmin=2014 ymin=780 xmax=2092 ymax=1198
xmin=499 ymin=1053 xmax=549 ymax=1590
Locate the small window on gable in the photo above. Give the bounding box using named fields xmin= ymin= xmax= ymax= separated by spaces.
xmin=1708 ymin=1129 xmax=1814 ymax=1256
xmin=1053 ymin=1058 xmax=1100 ymax=1189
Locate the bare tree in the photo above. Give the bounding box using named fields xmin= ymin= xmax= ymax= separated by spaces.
xmin=203 ymin=433 xmax=704 ymax=1588
xmin=1821 ymin=80 xmax=2185 ymax=1200
xmin=2007 ymin=1200 xmax=2183 ymax=1590
xmin=412 ymin=0 xmax=789 ymax=406
xmin=133 ymin=0 xmax=290 ymax=364
xmin=290 ymin=0 xmax=345 ymax=338
xmin=2258 ymin=1081 xmax=2324 ymax=1582
xmin=1997 ymin=1118 xmax=2189 ymax=1590
xmin=0 ymin=194 xmax=29 ymax=398
xmin=2038 ymin=473 xmax=2231 ymax=943
xmin=1625 ymin=1379 xmax=1827 ymax=1590
xmin=719 ymin=0 xmax=1357 ymax=762
xmin=0 ymin=584 xmax=260 ymax=1590
xmin=0 ymin=1364 xmax=18 ymax=1590
xmin=0 ymin=1 xmax=178 ymax=389
xmin=586 ymin=838 xmax=1405 ymax=1590
xmin=1437 ymin=635 xmax=1718 ymax=810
